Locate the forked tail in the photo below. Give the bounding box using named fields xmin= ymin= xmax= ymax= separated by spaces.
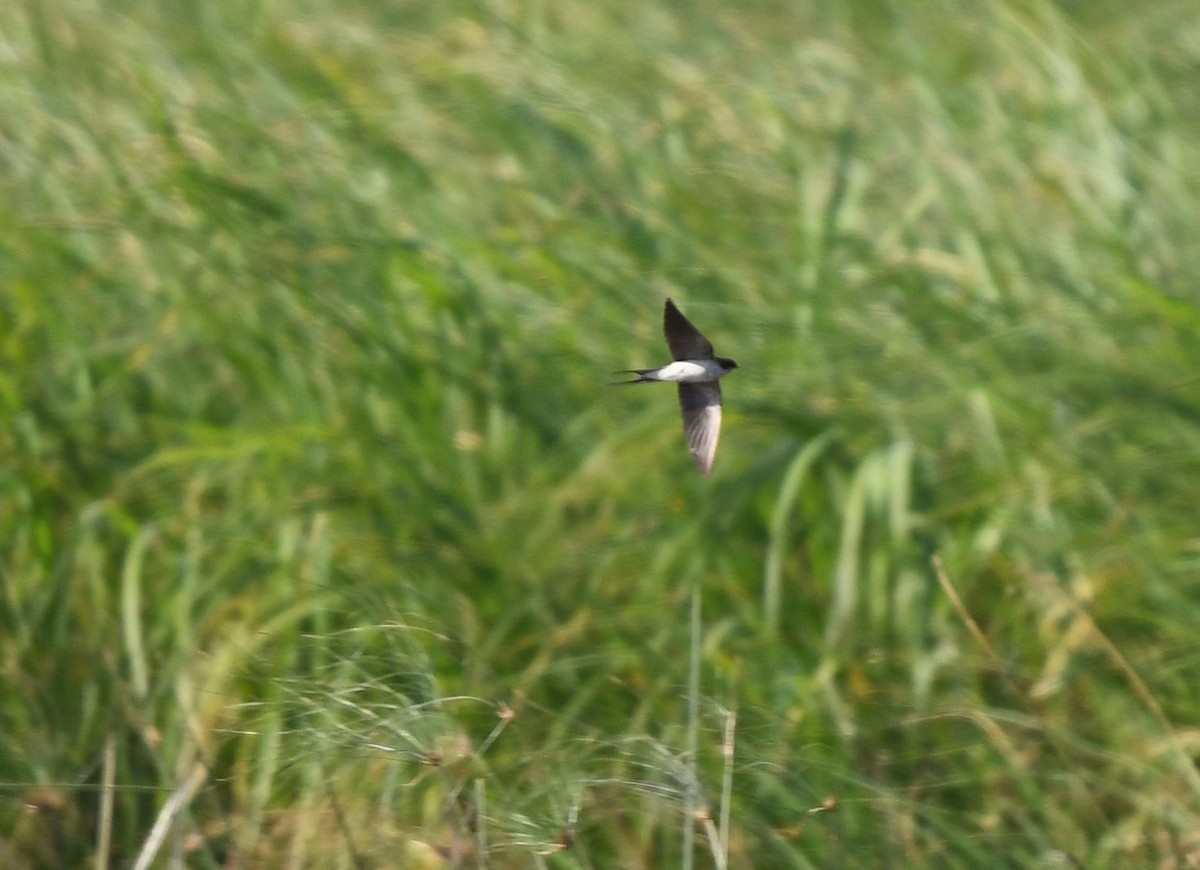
xmin=609 ymin=369 xmax=658 ymax=385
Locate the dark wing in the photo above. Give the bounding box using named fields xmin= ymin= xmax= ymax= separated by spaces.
xmin=677 ymin=382 xmax=723 ymax=477
xmin=663 ymin=299 xmax=715 ymax=361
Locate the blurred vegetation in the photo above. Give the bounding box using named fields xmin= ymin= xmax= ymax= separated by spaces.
xmin=3 ymin=0 xmax=1200 ymax=866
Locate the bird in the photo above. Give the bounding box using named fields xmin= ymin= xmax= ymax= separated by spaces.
xmin=614 ymin=298 xmax=738 ymax=477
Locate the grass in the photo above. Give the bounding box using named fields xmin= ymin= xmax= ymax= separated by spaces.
xmin=3 ymin=0 xmax=1200 ymax=866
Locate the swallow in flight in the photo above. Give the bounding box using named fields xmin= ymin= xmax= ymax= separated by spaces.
xmin=614 ymin=299 xmax=738 ymax=477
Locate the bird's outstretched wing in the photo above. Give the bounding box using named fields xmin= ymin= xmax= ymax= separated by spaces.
xmin=663 ymin=299 xmax=714 ymax=361
xmin=678 ymin=382 xmax=722 ymax=477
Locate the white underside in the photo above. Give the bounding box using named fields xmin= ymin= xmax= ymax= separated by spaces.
xmin=651 ymin=359 xmax=727 ymax=382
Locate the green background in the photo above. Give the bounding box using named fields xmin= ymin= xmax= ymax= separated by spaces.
xmin=4 ymin=0 xmax=1200 ymax=866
